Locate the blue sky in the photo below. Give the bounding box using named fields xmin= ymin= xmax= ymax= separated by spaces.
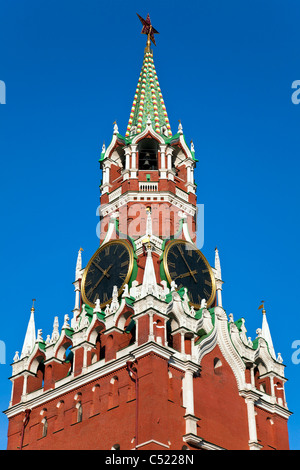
xmin=0 ymin=0 xmax=300 ymax=450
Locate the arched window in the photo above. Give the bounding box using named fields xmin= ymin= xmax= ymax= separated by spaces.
xmin=111 ymin=443 xmax=120 ymax=450
xmin=55 ymin=400 xmax=65 ymax=433
xmin=213 ymin=358 xmax=223 ymax=375
xmin=108 ymin=376 xmax=119 ymax=409
xmin=40 ymin=408 xmax=48 ymax=438
xmin=168 ymin=370 xmax=174 ymax=402
xmin=76 ymin=401 xmax=83 ymax=423
xmin=166 ymin=320 xmax=173 ymax=348
xmin=138 ymin=138 xmax=158 ymax=170
xmin=91 ymin=384 xmax=101 ymax=416
xmin=42 ymin=417 xmax=48 ymax=438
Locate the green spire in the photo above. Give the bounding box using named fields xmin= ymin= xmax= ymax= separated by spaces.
xmin=125 ymin=49 xmax=172 ymax=138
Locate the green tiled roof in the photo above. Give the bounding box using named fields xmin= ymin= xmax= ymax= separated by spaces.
xmin=125 ymin=50 xmax=171 ymax=138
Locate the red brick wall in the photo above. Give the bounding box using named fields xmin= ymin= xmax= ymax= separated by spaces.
xmin=193 ymin=345 xmax=250 ymax=450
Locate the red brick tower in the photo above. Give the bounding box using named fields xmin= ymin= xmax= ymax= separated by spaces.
xmin=5 ymin=15 xmax=291 ymax=450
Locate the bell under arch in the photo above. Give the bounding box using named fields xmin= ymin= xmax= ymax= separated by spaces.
xmin=138 ymin=137 xmax=159 ymax=170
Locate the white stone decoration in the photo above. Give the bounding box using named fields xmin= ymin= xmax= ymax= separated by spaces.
xmin=21 ymin=306 xmax=36 ymax=359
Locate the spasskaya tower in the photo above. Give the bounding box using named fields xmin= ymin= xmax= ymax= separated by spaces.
xmin=5 ymin=14 xmax=291 ymax=451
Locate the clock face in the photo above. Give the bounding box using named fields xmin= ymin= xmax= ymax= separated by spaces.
xmin=81 ymin=240 xmax=134 ymax=308
xmin=163 ymin=239 xmax=216 ymax=309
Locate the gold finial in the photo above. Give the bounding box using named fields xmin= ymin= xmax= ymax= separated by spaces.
xmin=31 ymin=298 xmax=36 ymax=311
xmin=79 ymin=247 xmax=84 ymax=252
xmin=258 ymin=300 xmax=266 ymax=314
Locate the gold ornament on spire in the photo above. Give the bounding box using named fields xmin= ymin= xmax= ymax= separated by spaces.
xmin=258 ymin=300 xmax=266 ymax=314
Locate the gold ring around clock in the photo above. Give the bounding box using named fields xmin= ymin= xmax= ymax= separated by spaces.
xmin=162 ymin=239 xmax=216 ymax=309
xmin=81 ymin=239 xmax=134 ymax=309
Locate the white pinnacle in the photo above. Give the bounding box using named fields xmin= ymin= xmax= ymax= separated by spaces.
xmin=21 ymin=303 xmax=36 ymax=358
xmin=141 ymin=242 xmax=159 ymax=298
xmin=75 ymin=248 xmax=83 ymax=281
xmin=215 ymin=247 xmax=222 ymax=280
xmin=146 ymin=207 xmax=152 ymax=237
xmin=261 ymin=308 xmax=276 ymax=359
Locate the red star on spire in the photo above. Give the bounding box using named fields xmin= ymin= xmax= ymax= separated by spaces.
xmin=137 ymin=13 xmax=159 ymax=46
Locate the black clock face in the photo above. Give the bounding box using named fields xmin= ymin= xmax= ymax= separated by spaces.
xmin=81 ymin=240 xmax=134 ymax=308
xmin=163 ymin=240 xmax=216 ymax=309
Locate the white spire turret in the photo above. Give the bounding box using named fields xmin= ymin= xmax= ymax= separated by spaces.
xmin=73 ymin=248 xmax=83 ymax=327
xmin=51 ymin=316 xmax=60 ymax=343
xmin=75 ymin=247 xmax=83 ymax=281
xmin=146 ymin=206 xmax=152 ymax=237
xmin=113 ymin=121 xmax=119 ymax=134
xmin=21 ymin=300 xmax=36 ymax=358
xmin=215 ymin=246 xmax=222 ymax=280
xmin=215 ymin=247 xmax=223 ymax=307
xmin=259 ymin=302 xmax=276 ymax=359
xmin=141 ymin=241 xmax=159 ymax=298
xmin=178 ymin=120 xmax=183 ymax=134
xmin=110 ymin=285 xmax=120 ymax=313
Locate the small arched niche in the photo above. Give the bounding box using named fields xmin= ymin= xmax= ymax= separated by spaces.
xmin=213 ymin=357 xmax=223 ymax=376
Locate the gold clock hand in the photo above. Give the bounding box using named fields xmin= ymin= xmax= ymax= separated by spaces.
xmin=92 ymin=261 xmax=111 ymax=279
xmin=177 ymin=247 xmax=197 ymax=283
xmin=90 ymin=265 xmax=113 ymax=293
xmin=176 ymin=270 xmax=197 ymax=279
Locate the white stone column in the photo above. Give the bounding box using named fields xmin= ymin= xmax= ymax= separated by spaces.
xmin=166 ymin=148 xmax=173 ymax=170
xmin=73 ymin=279 xmax=81 ymax=323
xmin=191 ymin=336 xmax=196 ymax=361
xmin=21 ymin=373 xmax=29 ymax=399
xmin=185 ymin=368 xmax=194 ymax=416
xmin=130 ymin=144 xmax=138 ymax=178
xmin=148 ymin=311 xmax=155 ymax=341
xmin=131 ymin=144 xmax=137 ymax=168
xmin=103 ymin=166 xmax=107 ymax=184
xmin=181 ymin=332 xmax=185 ymax=354
xmin=216 ymin=279 xmax=223 ymax=307
xmin=125 ymin=147 xmax=130 ymax=170
xmin=245 ymin=396 xmax=262 ymax=450
xmin=191 ymin=166 xmax=194 ymax=185
xmin=82 ymin=344 xmax=92 ymax=372
xmin=102 ymin=165 xmax=110 ymax=193
xmin=106 ymin=165 xmax=110 ymax=184
xmin=182 ymin=363 xmax=200 ymax=438
xmin=187 ymin=165 xmax=191 ymax=183
xmin=160 ymin=145 xmax=166 ymax=168
xmin=250 ymin=366 xmax=255 ymax=388
xmin=159 ymin=145 xmax=167 ymax=179
xmin=270 ymin=375 xmax=275 ymax=398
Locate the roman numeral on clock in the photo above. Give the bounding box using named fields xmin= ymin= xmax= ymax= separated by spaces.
xmin=87 ymin=287 xmax=94 ymax=298
xmin=203 ymin=288 xmax=210 ymax=298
